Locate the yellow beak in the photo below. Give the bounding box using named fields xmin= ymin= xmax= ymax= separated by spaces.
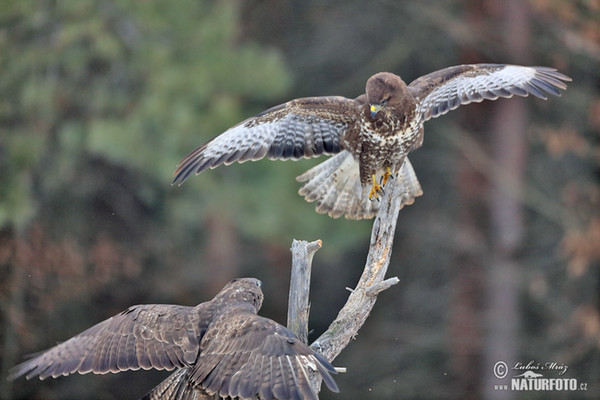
xmin=370 ymin=104 xmax=384 ymax=118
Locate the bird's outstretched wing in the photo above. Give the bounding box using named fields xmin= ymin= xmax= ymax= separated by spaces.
xmin=189 ymin=312 xmax=338 ymax=400
xmin=8 ymin=304 xmax=205 ymax=380
xmin=173 ymin=96 xmax=361 ymax=185
xmin=408 ymin=64 xmax=571 ymax=122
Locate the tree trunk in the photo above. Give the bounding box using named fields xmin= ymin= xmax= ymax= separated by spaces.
xmin=484 ymin=1 xmax=531 ymax=399
xmin=451 ymin=1 xmax=532 ymax=398
xmin=203 ymin=213 xmax=241 ymax=294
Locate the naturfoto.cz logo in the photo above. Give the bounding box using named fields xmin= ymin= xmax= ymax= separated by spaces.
xmin=492 ymin=360 xmax=588 ymax=392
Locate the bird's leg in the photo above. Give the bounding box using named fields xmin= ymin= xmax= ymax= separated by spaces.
xmin=381 ymin=167 xmax=393 ymax=186
xmin=368 ymin=174 xmax=384 ymax=200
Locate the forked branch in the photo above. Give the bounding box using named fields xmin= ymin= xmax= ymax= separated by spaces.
xmin=287 ymin=175 xmax=407 ymax=394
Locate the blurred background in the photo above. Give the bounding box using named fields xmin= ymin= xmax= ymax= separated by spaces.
xmin=1 ymin=0 xmax=598 ymax=399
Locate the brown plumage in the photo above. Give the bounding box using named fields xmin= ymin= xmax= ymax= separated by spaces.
xmin=9 ymin=278 xmax=338 ymax=400
xmin=173 ymin=64 xmax=570 ymax=219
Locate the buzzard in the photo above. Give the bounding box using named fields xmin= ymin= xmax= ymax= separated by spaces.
xmin=9 ymin=278 xmax=338 ymax=400
xmin=173 ymin=64 xmax=570 ymax=219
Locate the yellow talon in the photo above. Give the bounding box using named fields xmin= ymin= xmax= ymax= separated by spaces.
xmin=381 ymin=167 xmax=393 ymax=186
xmin=368 ymin=174 xmax=383 ymax=200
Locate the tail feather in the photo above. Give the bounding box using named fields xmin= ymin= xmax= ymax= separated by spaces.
xmin=141 ymin=368 xmax=216 ymax=400
xmin=395 ymin=156 xmax=424 ymax=209
xmin=298 ymin=155 xmax=346 ymax=203
xmin=297 ymin=152 xmax=423 ymax=219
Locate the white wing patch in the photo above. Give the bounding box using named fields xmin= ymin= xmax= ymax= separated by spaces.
xmin=416 ymin=65 xmax=569 ymax=122
xmin=173 ymin=112 xmax=346 ymax=184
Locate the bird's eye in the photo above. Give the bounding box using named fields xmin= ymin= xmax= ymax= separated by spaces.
xmin=382 ymin=96 xmax=392 ymax=104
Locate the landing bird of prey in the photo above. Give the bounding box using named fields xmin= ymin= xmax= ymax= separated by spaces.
xmin=173 ymin=64 xmax=570 ymax=219
xmin=9 ymin=278 xmax=339 ymax=400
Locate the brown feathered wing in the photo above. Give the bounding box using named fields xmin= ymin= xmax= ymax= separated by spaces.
xmin=185 ymin=307 xmax=338 ymax=400
xmin=8 ymin=304 xmax=206 ymax=381
xmin=408 ymin=64 xmax=571 ymax=122
xmin=172 ymin=96 xmax=360 ymax=185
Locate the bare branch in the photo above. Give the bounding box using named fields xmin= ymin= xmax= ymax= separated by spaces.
xmin=284 ymin=175 xmax=408 ymax=395
xmin=287 ymin=239 xmax=322 ymax=343
xmin=285 ymin=170 xmax=414 ymax=398
xmin=365 ymin=277 xmax=400 ymax=296
xmin=310 ymin=174 xmax=404 ymax=362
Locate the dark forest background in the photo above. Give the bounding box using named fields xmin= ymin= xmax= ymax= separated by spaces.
xmin=1 ymin=1 xmax=599 ymax=399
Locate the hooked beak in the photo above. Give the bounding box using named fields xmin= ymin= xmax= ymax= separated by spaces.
xmin=370 ymin=104 xmax=384 ymax=119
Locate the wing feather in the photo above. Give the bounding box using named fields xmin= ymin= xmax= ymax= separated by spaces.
xmin=237 ymin=353 xmax=264 ymax=399
xmin=141 ymin=368 xmax=221 ymax=400
xmin=119 ymin=332 xmax=136 ymax=370
xmin=190 ymin=312 xmax=338 ymax=399
xmin=173 ymin=96 xmax=359 ymax=185
xmin=107 ymin=334 xmax=121 ymax=373
xmin=408 ymin=64 xmax=571 ymax=122
xmin=8 ymin=304 xmax=205 ymax=381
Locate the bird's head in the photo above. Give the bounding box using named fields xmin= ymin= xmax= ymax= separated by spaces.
xmin=366 ymin=72 xmax=407 ymax=118
xmin=216 ymin=277 xmax=264 ymax=311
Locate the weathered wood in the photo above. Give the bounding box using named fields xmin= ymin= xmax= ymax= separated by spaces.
xmin=310 ymin=172 xmax=403 ymax=362
xmin=287 ymin=239 xmax=322 ymax=344
xmin=285 ymin=174 xmax=408 ymax=395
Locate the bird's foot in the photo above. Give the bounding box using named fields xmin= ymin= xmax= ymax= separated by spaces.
xmin=368 ymin=174 xmax=384 ymax=201
xmin=380 ymin=167 xmax=394 ymax=186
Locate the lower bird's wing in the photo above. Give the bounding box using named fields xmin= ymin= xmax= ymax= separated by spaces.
xmin=408 ymin=64 xmax=571 ymax=122
xmin=9 ymin=304 xmax=207 ymax=381
xmin=190 ymin=311 xmax=338 ymax=400
xmin=173 ymin=96 xmax=361 ymax=185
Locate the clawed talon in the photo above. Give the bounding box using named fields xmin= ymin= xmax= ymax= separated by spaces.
xmin=368 ymin=184 xmax=383 ymax=201
xmin=368 ymin=174 xmax=384 ymax=201
xmin=381 ymin=167 xmax=393 ymax=186
xmin=370 ymin=168 xmax=394 ymax=201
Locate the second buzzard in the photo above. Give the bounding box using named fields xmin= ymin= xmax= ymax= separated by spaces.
xmin=9 ymin=278 xmax=338 ymax=400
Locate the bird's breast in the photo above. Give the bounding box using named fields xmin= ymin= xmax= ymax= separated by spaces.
xmin=355 ymin=109 xmax=423 ymax=175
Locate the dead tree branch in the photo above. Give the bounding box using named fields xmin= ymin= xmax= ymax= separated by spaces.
xmin=287 ymin=239 xmax=322 ymax=344
xmin=287 ymin=175 xmax=409 ymax=394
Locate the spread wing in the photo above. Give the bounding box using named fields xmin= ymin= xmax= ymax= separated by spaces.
xmin=173 ymin=96 xmax=361 ymax=185
xmin=408 ymin=64 xmax=571 ymax=122
xmin=8 ymin=304 xmax=207 ymax=380
xmin=189 ymin=312 xmax=338 ymax=400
